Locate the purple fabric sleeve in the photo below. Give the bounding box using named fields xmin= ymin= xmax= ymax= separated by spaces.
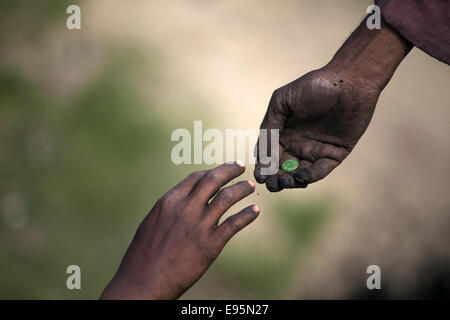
xmin=375 ymin=0 xmax=450 ymax=65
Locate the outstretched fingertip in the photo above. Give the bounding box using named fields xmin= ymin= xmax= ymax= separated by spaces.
xmin=236 ymin=160 xmax=245 ymax=168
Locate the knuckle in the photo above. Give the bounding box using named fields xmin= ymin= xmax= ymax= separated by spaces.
xmin=205 ymin=170 xmax=220 ymax=182
xmin=229 ymin=220 xmax=241 ymax=234
xmin=158 ymin=191 xmax=177 ymax=208
xmin=219 ymin=188 xmax=234 ymax=203
xmin=190 ymin=170 xmax=205 ymax=179
xmin=220 ymin=224 xmax=234 ymax=241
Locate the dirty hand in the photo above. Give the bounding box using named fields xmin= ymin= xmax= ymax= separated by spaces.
xmin=254 ymin=16 xmax=412 ymax=192
xmin=254 ymin=67 xmax=380 ymax=192
xmin=101 ymin=162 xmax=259 ymax=299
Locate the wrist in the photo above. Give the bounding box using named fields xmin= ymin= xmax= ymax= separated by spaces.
xmin=100 ymin=274 xmax=163 ymax=300
xmin=326 ymin=16 xmax=412 ymax=91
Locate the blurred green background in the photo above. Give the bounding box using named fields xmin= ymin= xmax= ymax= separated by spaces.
xmin=1 ymin=0 xmax=449 ymax=299
xmin=0 ymin=0 xmax=332 ymax=299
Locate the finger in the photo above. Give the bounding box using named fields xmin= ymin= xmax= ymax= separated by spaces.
xmin=206 ymin=180 xmax=255 ymax=225
xmin=266 ymin=174 xmax=282 ymax=192
xmin=214 ymin=205 xmax=260 ymax=246
xmin=277 ymin=153 xmax=300 ymax=188
xmin=254 ymin=89 xmax=287 ymax=183
xmin=190 ymin=161 xmax=245 ymax=202
xmin=254 ymin=140 xmax=282 ymax=184
xmin=277 ymin=171 xmax=295 ymax=188
xmin=278 ymin=170 xmax=308 ymax=189
xmin=310 ymin=142 xmax=349 ymax=163
xmin=253 ymin=164 xmax=268 ymax=183
xmin=255 ymin=141 xmax=284 ymax=186
xmin=295 ymin=160 xmax=313 ymax=188
xmin=278 ymin=158 xmax=311 ymax=188
xmin=280 ymin=132 xmax=316 ymax=162
xmin=294 ymin=158 xmax=339 ymax=184
xmin=298 ymin=159 xmax=313 ymax=170
xmin=170 ymin=170 xmax=206 ymax=195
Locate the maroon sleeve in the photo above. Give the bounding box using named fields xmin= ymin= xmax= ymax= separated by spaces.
xmin=375 ymin=0 xmax=450 ymax=65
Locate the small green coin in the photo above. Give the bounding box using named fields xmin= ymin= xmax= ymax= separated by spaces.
xmin=281 ymin=159 xmax=299 ymax=172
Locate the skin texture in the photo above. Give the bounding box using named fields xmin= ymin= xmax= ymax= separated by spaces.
xmin=100 ymin=162 xmax=259 ymax=300
xmin=254 ymin=17 xmax=413 ymax=192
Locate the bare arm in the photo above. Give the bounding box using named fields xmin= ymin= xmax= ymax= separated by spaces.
xmin=254 ymin=16 xmax=412 ymax=191
xmin=101 ymin=162 xmax=259 ymax=299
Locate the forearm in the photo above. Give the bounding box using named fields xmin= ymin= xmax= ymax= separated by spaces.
xmin=100 ymin=277 xmax=164 ymax=300
xmin=326 ymin=16 xmax=413 ymax=91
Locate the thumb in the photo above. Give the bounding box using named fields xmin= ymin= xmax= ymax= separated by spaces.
xmin=261 ymin=89 xmax=288 ymax=131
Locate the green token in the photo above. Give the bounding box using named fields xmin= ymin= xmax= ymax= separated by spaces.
xmin=281 ymin=159 xmax=299 ymax=172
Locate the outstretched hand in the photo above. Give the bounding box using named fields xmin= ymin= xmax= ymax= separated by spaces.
xmin=254 ymin=68 xmax=381 ymax=192
xmin=101 ymin=162 xmax=259 ymax=299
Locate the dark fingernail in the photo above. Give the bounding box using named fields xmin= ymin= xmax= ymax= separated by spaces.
xmin=294 ymin=168 xmax=312 ymax=184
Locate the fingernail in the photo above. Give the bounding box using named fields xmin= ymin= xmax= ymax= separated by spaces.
xmin=236 ymin=160 xmax=245 ymax=168
xmin=252 ymin=205 xmax=260 ymax=213
xmin=248 ymin=180 xmax=255 ymax=188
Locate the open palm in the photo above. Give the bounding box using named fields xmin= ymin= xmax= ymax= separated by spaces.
xmin=254 ymin=68 xmax=381 ymax=191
